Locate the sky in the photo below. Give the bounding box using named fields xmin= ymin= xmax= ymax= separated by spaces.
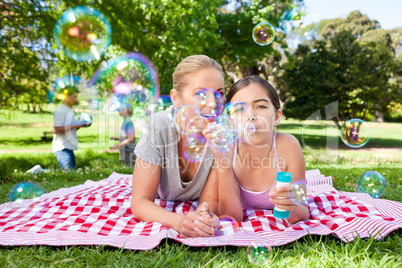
xmin=302 ymin=0 xmax=402 ymax=30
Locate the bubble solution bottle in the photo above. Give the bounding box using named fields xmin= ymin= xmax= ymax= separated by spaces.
xmin=273 ymin=172 xmax=292 ymax=219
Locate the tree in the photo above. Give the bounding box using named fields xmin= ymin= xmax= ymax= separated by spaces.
xmin=54 ymin=0 xmax=302 ymax=92
xmin=0 ymin=0 xmax=56 ymax=111
xmin=279 ymin=11 xmax=401 ymax=127
xmin=216 ymin=0 xmax=302 ymax=82
xmin=1 ymin=0 xmax=304 ymax=109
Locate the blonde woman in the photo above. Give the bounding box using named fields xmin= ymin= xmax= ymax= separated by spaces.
xmin=131 ymin=55 xmax=223 ymax=237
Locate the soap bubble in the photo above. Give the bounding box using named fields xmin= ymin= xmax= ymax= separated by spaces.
xmin=78 ymin=113 xmax=93 ymax=127
xmin=289 ymin=181 xmax=307 ymax=205
xmin=225 ymin=103 xmax=256 ymax=142
xmin=90 ymin=52 xmax=159 ymax=115
xmin=357 ymin=171 xmax=386 ymax=199
xmin=280 ymin=8 xmax=305 ymax=36
xmin=208 ymin=115 xmax=237 ymax=152
xmin=174 ymin=105 xmax=203 ymax=135
xmin=341 ymin=119 xmax=370 ymax=148
xmin=133 ymin=115 xmax=149 ymax=137
xmin=8 ymin=182 xmax=46 ymax=201
xmin=48 ymin=75 xmax=89 ymax=103
xmin=225 ymin=102 xmax=250 ymax=125
xmin=302 ymin=26 xmax=317 ymax=41
xmin=213 ymin=215 xmax=240 ymax=242
xmin=182 ymin=134 xmax=206 ymax=163
xmin=252 ymin=22 xmax=275 ymax=46
xmin=283 ymin=9 xmax=303 ymax=21
xmin=54 ymin=6 xmax=112 ymax=62
xmin=157 ymin=95 xmax=173 ymax=111
xmin=195 ymin=88 xmax=225 ymax=120
xmin=248 ymin=242 xmax=271 ymax=265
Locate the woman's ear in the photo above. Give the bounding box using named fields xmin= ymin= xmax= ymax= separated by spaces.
xmin=275 ymin=109 xmax=282 ymax=126
xmin=170 ymin=89 xmax=181 ymax=107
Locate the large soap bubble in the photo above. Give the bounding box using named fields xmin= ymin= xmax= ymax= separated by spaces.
xmin=248 ymin=242 xmax=271 ymax=265
xmin=89 ymin=52 xmax=160 ymax=115
xmin=8 ymin=182 xmax=46 ymax=201
xmin=357 ymin=171 xmax=386 ymax=199
xmin=47 ymin=75 xmax=94 ymax=111
xmin=341 ymin=119 xmax=370 ymax=148
xmin=213 ymin=215 xmax=240 ymax=242
xmin=252 ymin=22 xmax=276 ymax=46
xmin=157 ymin=95 xmax=173 ymax=111
xmin=54 ymin=6 xmax=112 ymax=62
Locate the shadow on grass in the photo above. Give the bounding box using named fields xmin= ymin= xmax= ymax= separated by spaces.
xmin=0 ymin=138 xmax=52 ymax=146
xmin=0 ymin=135 xmax=103 ymax=147
xmin=277 ymin=123 xmax=328 ymax=130
xmin=1 ymin=134 xmax=401 ymax=151
xmin=291 ymin=134 xmax=402 ymax=150
xmin=0 ymin=150 xmax=121 ymax=171
xmin=0 ymin=122 xmax=52 ymax=127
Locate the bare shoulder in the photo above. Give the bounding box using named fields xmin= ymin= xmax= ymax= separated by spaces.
xmin=276 ymin=132 xmax=301 ymax=149
xmin=275 ymin=133 xmax=305 ymax=176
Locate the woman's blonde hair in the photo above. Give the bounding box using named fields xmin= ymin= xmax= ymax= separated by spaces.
xmin=172 ymin=55 xmax=224 ymax=93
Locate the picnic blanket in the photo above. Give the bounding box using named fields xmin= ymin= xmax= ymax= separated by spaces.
xmin=0 ymin=169 xmax=401 ymax=250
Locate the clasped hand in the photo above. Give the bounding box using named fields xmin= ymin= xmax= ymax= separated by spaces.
xmin=179 ymin=202 xmax=218 ymax=238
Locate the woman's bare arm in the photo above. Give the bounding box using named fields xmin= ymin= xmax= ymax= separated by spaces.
xmin=202 ymin=123 xmax=243 ymax=222
xmin=131 ymin=158 xmax=184 ymax=230
xmin=131 ymin=158 xmax=211 ymax=237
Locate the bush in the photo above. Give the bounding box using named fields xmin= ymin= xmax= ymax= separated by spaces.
xmin=384 ymin=107 xmax=402 ymax=122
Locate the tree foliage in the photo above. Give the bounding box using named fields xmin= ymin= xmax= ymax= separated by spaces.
xmin=1 ymin=0 xmax=301 ymax=111
xmin=279 ymin=11 xmax=402 ymax=126
xmin=0 ymin=0 xmax=55 ymax=111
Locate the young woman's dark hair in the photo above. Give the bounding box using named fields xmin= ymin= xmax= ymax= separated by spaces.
xmin=226 ymin=75 xmax=280 ymax=112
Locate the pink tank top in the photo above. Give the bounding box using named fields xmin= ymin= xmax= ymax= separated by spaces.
xmin=233 ymin=133 xmax=281 ymax=210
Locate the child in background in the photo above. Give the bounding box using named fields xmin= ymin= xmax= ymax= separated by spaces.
xmin=109 ymin=102 xmax=136 ymax=167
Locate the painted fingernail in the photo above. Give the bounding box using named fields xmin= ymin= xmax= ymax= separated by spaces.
xmin=198 ymin=217 xmax=204 ymax=222
xmin=195 ymin=220 xmax=201 ymax=225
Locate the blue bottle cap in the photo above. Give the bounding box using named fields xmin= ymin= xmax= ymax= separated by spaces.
xmin=274 ymin=209 xmax=290 ymax=219
xmin=276 ymin=172 xmax=292 ymax=183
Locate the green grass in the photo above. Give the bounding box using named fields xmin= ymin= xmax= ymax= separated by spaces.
xmin=0 ymin=233 xmax=401 ymax=267
xmin=277 ymin=118 xmax=402 ymax=149
xmin=0 ymin=110 xmax=401 ymax=267
xmin=0 ymin=108 xmax=140 ymax=152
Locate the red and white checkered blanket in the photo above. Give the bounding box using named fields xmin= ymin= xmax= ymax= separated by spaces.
xmin=0 ymin=169 xmax=401 ymax=250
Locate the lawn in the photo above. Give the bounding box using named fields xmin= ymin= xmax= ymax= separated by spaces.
xmin=0 ymin=109 xmax=401 ymax=267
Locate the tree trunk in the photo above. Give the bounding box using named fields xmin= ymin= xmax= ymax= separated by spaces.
xmin=333 ymin=117 xmax=342 ymax=130
xmin=373 ymin=111 xmax=384 ymax=122
xmin=240 ymin=66 xmax=260 ymax=77
xmin=226 ymin=71 xmax=239 ymax=83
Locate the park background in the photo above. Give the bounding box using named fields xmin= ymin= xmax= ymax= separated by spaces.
xmin=0 ymin=0 xmax=401 ymax=266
